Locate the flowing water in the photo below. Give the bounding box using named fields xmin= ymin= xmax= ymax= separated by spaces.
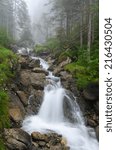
xmin=22 ymin=57 xmax=99 ymax=150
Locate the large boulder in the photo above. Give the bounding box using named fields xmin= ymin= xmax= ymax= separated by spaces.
xmin=18 ymin=55 xmax=40 ymax=69
xmin=28 ymin=58 xmax=40 ymax=68
xmin=4 ymin=128 xmax=32 ymax=150
xmin=16 ymin=91 xmax=28 ymax=107
xmin=53 ymin=57 xmax=71 ymax=75
xmin=26 ymin=89 xmax=43 ymax=115
xmin=8 ymin=91 xmax=26 ymax=127
xmin=18 ymin=56 xmax=30 ymax=69
xmin=9 ymin=107 xmax=24 ymax=124
xmin=30 ymin=73 xmax=46 ymax=90
xmin=31 ymin=132 xmax=69 ymax=150
xmin=20 ymin=70 xmax=31 ymax=87
xmin=87 ymin=118 xmax=97 ymax=127
xmin=32 ymin=67 xmax=48 ymax=76
xmin=83 ymin=82 xmax=99 ymax=101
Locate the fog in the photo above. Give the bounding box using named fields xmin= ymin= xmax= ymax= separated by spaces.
xmin=24 ymin=0 xmax=52 ymax=44
xmin=24 ymin=0 xmax=49 ymax=23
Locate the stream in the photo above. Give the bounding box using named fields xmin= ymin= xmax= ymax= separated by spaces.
xmin=22 ymin=56 xmax=99 ymax=150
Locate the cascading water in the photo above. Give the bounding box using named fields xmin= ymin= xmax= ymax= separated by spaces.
xmin=22 ymin=57 xmax=98 ymax=150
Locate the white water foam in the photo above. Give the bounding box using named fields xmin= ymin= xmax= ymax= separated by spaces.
xmin=22 ymin=58 xmax=99 ymax=150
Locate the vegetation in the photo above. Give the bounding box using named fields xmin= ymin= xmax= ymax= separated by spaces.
xmin=0 ymin=46 xmax=17 ymax=149
xmin=0 ymin=0 xmax=33 ymax=47
xmin=0 ymin=139 xmax=5 ymax=150
xmin=0 ymin=0 xmax=32 ymax=148
xmin=34 ymin=0 xmax=99 ymax=89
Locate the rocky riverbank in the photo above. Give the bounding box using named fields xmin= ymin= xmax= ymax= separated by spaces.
xmin=3 ymin=53 xmax=99 ymax=149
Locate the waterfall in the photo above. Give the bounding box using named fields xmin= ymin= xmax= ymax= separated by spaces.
xmin=22 ymin=57 xmax=98 ymax=150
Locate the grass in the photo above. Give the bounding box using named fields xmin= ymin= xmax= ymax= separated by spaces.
xmin=0 ymin=46 xmax=17 ymax=149
xmin=65 ymin=59 xmax=99 ymax=89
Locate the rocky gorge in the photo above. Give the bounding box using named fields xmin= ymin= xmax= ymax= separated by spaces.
xmin=3 ymin=50 xmax=99 ymax=150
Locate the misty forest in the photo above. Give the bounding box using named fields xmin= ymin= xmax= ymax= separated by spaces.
xmin=0 ymin=0 xmax=99 ymax=150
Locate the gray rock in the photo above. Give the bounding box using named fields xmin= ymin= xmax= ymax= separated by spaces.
xmin=87 ymin=118 xmax=97 ymax=127
xmin=32 ymin=67 xmax=48 ymax=75
xmin=20 ymin=70 xmax=31 ymax=87
xmin=30 ymin=73 xmax=46 ymax=90
xmin=18 ymin=56 xmax=29 ymax=69
xmin=16 ymin=91 xmax=28 ymax=106
xmin=4 ymin=128 xmax=32 ymax=150
xmin=29 ymin=59 xmax=40 ymax=68
xmin=31 ymin=132 xmax=69 ymax=150
xmin=83 ymin=83 xmax=99 ymax=101
xmin=94 ymin=101 xmax=99 ymax=113
xmin=95 ymin=126 xmax=99 ymax=141
xmin=8 ymin=91 xmax=26 ymax=126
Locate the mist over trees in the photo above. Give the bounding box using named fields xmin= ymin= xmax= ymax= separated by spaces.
xmin=0 ymin=0 xmax=99 ymax=87
xmin=0 ymin=0 xmax=33 ymax=47
xmin=47 ymin=0 xmax=99 ymax=61
xmin=32 ymin=0 xmax=98 ymax=60
xmin=33 ymin=0 xmax=99 ymax=88
xmin=0 ymin=1 xmax=99 ymax=147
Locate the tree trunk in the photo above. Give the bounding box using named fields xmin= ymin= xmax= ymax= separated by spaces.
xmin=80 ymin=15 xmax=83 ymax=48
xmin=66 ymin=11 xmax=70 ymax=39
xmin=87 ymin=0 xmax=92 ymax=61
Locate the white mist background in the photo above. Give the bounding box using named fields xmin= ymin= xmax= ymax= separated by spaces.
xmin=24 ymin=0 xmax=49 ymax=23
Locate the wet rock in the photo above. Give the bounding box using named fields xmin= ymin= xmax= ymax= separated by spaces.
xmin=20 ymin=70 xmax=31 ymax=87
xmin=28 ymin=59 xmax=40 ymax=68
xmin=48 ymin=65 xmax=54 ymax=71
xmin=38 ymin=141 xmax=46 ymax=147
xmin=83 ymin=82 xmax=99 ymax=101
xmin=25 ymin=89 xmax=43 ymax=115
xmin=94 ymin=101 xmax=99 ymax=113
xmin=9 ymin=91 xmax=26 ymax=126
xmin=18 ymin=56 xmax=29 ymax=69
xmin=30 ymin=73 xmax=46 ymax=90
xmin=16 ymin=91 xmax=28 ymax=106
xmin=9 ymin=107 xmax=24 ymax=123
xmin=31 ymin=132 xmax=49 ymax=142
xmin=32 ymin=67 xmax=48 ymax=75
xmin=63 ymin=91 xmax=78 ymax=123
xmin=61 ymin=137 xmax=67 ymax=146
xmin=50 ymin=145 xmax=70 ymax=150
xmin=31 ymin=132 xmax=69 ymax=150
xmin=4 ymin=128 xmax=32 ymax=150
xmin=87 ymin=118 xmax=97 ymax=127
xmin=95 ymin=126 xmax=99 ymax=141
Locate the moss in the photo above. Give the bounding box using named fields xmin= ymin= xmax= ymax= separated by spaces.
xmin=0 ymin=46 xmax=16 ymax=149
xmin=0 ymin=46 xmax=17 ymax=86
xmin=65 ymin=60 xmax=99 ymax=89
xmin=34 ymin=44 xmax=47 ymax=54
xmin=0 ymin=91 xmax=10 ymax=129
xmin=0 ymin=139 xmax=5 ymax=150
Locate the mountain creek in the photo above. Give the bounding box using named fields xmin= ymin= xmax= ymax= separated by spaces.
xmin=3 ymin=48 xmax=99 ymax=150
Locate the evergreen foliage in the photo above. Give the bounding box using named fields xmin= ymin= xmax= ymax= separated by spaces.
xmin=39 ymin=0 xmax=99 ymax=89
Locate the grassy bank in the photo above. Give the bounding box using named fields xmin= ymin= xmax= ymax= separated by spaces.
xmin=0 ymin=46 xmax=17 ymax=149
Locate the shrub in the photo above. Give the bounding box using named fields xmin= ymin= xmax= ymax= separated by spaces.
xmin=0 ymin=46 xmax=17 ymax=86
xmin=0 ymin=91 xmax=10 ymax=129
xmin=0 ymin=27 xmax=12 ymax=47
